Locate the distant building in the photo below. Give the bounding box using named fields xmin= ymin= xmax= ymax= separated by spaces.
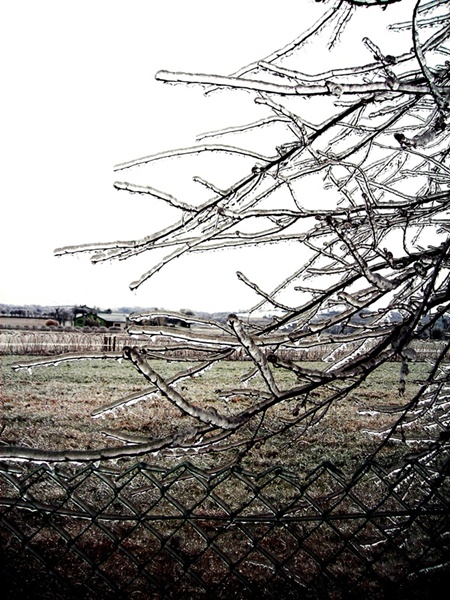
xmin=73 ymin=312 xmax=127 ymax=329
xmin=98 ymin=312 xmax=128 ymax=329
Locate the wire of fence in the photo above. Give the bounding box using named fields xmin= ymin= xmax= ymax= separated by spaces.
xmin=1 ymin=330 xmax=448 ymax=363
xmin=1 ymin=447 xmax=449 ymax=599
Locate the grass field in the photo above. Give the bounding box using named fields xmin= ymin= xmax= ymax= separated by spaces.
xmin=1 ymin=353 xmax=448 ymax=599
xmin=0 ymin=353 xmax=433 ymax=475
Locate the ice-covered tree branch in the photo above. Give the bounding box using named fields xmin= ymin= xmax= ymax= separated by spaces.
xmin=7 ymin=0 xmax=450 ymax=465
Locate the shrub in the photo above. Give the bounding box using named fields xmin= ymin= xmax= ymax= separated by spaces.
xmin=45 ymin=319 xmax=59 ymax=327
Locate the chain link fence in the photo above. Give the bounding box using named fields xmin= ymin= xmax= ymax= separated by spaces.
xmin=1 ymin=445 xmax=449 ymax=599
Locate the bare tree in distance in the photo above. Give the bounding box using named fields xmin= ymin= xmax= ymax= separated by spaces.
xmin=5 ymin=0 xmax=450 ymax=466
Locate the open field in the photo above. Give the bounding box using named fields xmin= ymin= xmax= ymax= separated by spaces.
xmin=0 ymin=353 xmax=434 ymax=474
xmin=1 ymin=353 xmax=448 ymax=598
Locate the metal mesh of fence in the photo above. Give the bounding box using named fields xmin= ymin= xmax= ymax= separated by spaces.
xmin=0 ymin=331 xmax=135 ymax=355
xmin=1 ymin=448 xmax=449 ymax=599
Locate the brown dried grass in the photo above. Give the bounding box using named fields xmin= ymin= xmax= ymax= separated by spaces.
xmin=0 ymin=353 xmax=432 ymax=474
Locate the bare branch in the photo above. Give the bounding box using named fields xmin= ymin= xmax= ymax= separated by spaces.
xmin=124 ymin=347 xmax=242 ymax=430
xmin=114 ymin=143 xmax=277 ymax=172
xmin=156 ymin=69 xmax=441 ymax=97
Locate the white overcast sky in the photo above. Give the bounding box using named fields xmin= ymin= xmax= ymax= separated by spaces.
xmin=0 ymin=0 xmax=412 ymax=312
